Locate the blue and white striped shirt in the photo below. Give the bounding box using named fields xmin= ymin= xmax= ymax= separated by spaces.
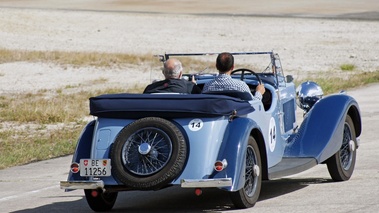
xmin=202 ymin=74 xmax=262 ymax=100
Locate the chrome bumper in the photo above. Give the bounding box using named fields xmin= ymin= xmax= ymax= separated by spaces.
xmin=181 ymin=178 xmax=232 ymax=188
xmin=60 ymin=180 xmax=104 ymax=190
xmin=61 ymin=178 xmax=232 ymax=190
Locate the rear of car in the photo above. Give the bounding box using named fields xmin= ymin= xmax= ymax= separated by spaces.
xmin=60 ymin=93 xmax=259 ymax=211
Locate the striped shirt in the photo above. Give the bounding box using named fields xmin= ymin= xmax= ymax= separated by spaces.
xmin=202 ymin=74 xmax=262 ymax=100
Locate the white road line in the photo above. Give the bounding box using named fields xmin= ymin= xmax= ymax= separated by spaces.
xmin=0 ymin=185 xmax=58 ymax=202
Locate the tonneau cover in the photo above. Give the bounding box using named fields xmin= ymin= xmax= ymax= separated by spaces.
xmin=89 ymin=93 xmax=255 ymax=118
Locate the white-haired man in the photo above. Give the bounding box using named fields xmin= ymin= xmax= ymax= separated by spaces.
xmin=143 ymin=58 xmax=201 ymax=94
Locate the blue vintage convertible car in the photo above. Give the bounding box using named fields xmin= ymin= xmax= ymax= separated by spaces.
xmin=60 ymin=51 xmax=362 ymax=211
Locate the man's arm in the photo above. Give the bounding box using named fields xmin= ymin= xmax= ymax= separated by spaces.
xmin=254 ymin=84 xmax=265 ymax=100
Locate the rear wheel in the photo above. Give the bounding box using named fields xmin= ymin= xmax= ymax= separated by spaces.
xmin=326 ymin=114 xmax=357 ymax=181
xmin=230 ymin=136 xmax=262 ymax=208
xmin=84 ymin=189 xmax=118 ymax=212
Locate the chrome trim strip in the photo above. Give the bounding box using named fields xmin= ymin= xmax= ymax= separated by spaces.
xmin=181 ymin=178 xmax=232 ymax=188
xmin=60 ymin=180 xmax=104 ymax=190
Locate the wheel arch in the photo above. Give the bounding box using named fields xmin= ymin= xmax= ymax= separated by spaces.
xmin=348 ymin=105 xmax=362 ymax=138
xmin=67 ymin=120 xmax=95 ymax=182
xmin=215 ymin=117 xmax=258 ymax=191
xmin=251 ymin=128 xmax=268 ymax=180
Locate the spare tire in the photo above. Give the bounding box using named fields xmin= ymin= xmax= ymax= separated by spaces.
xmin=110 ymin=117 xmax=187 ymax=190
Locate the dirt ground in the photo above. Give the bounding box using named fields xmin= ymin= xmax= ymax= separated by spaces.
xmin=0 ymin=0 xmax=378 ymax=93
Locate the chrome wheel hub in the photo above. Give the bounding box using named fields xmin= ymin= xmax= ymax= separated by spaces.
xmin=349 ymin=140 xmax=355 ymax=152
xmin=138 ymin=143 xmax=151 ymax=155
xmin=253 ymin=165 xmax=260 ymax=177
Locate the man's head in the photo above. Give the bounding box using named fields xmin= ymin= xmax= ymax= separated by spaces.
xmin=216 ymin=52 xmax=234 ymax=73
xmin=162 ymin=58 xmax=183 ymax=79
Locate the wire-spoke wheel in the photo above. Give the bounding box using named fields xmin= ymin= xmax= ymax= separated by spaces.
xmin=111 ymin=117 xmax=187 ymax=189
xmin=121 ymin=127 xmax=173 ymax=176
xmin=326 ymin=114 xmax=357 ymax=181
xmin=230 ymin=136 xmax=262 ymax=208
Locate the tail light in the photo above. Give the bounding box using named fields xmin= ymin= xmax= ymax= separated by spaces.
xmin=70 ymin=162 xmax=80 ymax=173
xmin=214 ymin=159 xmax=228 ymax=172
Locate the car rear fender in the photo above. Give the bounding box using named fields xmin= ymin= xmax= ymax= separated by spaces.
xmin=285 ymin=94 xmax=361 ymax=163
xmin=66 ymin=120 xmax=95 ymax=181
xmin=212 ymin=117 xmax=260 ymax=191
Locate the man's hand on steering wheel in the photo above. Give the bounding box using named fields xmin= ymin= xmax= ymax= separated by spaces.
xmin=255 ymin=84 xmax=265 ymax=95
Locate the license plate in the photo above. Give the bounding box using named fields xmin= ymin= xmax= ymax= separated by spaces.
xmin=80 ymin=159 xmax=111 ymax=177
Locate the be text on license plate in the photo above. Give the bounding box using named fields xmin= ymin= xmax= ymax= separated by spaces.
xmin=80 ymin=159 xmax=111 ymax=177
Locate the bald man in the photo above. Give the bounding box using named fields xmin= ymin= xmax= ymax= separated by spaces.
xmin=143 ymin=58 xmax=201 ymax=94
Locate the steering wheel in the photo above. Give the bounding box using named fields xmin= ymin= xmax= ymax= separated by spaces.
xmin=232 ymin=68 xmax=271 ymax=108
xmin=231 ymin=68 xmax=262 ymax=84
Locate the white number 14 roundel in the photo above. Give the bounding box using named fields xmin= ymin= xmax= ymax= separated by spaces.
xmin=269 ymin=117 xmax=276 ymax=152
xmin=188 ymin=118 xmax=203 ymax=131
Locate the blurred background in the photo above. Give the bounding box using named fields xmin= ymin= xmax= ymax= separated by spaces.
xmin=0 ymin=0 xmax=378 ymax=20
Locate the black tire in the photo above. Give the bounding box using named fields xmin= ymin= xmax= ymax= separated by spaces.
xmin=326 ymin=114 xmax=357 ymax=181
xmin=230 ymin=136 xmax=262 ymax=208
xmin=84 ymin=189 xmax=118 ymax=212
xmin=110 ymin=117 xmax=187 ymax=190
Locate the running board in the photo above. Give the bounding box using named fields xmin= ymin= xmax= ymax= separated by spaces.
xmin=268 ymin=157 xmax=317 ymax=179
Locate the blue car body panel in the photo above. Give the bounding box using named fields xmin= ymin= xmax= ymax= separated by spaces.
xmin=67 ymin=121 xmax=95 ymax=182
xmin=212 ymin=117 xmax=258 ymax=191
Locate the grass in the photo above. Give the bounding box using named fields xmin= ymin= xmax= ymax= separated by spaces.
xmin=0 ymin=92 xmax=82 ymax=124
xmin=0 ymin=49 xmax=378 ymax=169
xmin=295 ymin=71 xmax=379 ymax=94
xmin=0 ymin=87 xmax=130 ymax=169
xmin=340 ymin=63 xmax=356 ymax=71
xmin=0 ymin=48 xmax=160 ymax=68
xmin=0 ymin=126 xmax=81 ymax=168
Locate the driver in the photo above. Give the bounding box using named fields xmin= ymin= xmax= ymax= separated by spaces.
xmin=202 ymin=52 xmax=265 ymax=100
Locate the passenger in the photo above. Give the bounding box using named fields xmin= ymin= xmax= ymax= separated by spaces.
xmin=143 ymin=58 xmax=201 ymax=94
xmin=202 ymin=52 xmax=265 ymax=100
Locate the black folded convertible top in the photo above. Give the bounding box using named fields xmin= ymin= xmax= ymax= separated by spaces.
xmin=89 ymin=93 xmax=255 ymax=119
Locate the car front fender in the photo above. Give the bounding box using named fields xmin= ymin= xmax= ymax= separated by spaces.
xmin=285 ymin=94 xmax=361 ymax=163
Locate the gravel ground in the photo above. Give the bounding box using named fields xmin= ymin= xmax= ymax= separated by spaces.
xmin=0 ymin=2 xmax=378 ymax=93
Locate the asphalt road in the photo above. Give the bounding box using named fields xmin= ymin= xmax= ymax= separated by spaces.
xmin=0 ymin=83 xmax=378 ymax=213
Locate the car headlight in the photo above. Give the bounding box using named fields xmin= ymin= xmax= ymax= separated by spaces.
xmin=296 ymin=81 xmax=323 ymax=112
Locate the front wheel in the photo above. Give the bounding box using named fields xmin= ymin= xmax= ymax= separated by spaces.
xmin=84 ymin=189 xmax=118 ymax=212
xmin=326 ymin=114 xmax=357 ymax=181
xmin=230 ymin=136 xmax=262 ymax=208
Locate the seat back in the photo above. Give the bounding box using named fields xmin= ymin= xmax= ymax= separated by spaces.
xmin=203 ymin=90 xmax=253 ymax=101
